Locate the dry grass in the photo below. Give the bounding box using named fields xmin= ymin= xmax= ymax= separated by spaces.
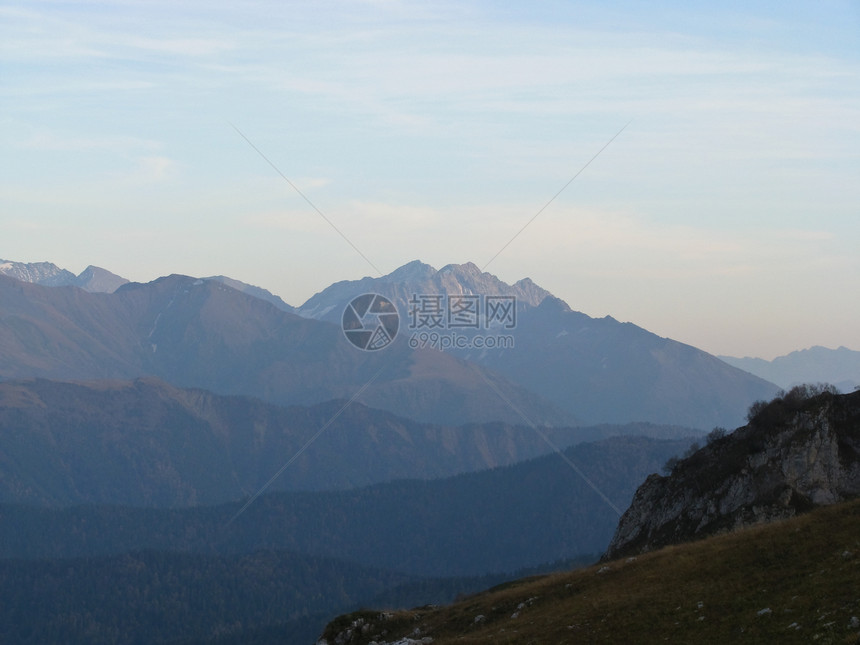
xmin=323 ymin=499 xmax=860 ymax=645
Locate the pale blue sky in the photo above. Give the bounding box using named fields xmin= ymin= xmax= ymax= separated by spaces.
xmin=2 ymin=0 xmax=859 ymax=358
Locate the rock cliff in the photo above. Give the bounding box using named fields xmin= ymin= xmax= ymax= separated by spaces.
xmin=604 ymin=387 xmax=860 ymax=560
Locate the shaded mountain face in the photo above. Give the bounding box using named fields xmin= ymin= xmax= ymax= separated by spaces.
xmin=0 ymin=274 xmax=573 ymax=426
xmin=603 ymin=388 xmax=860 ymax=561
xmin=298 ymin=260 xmax=779 ymax=428
xmin=721 ymin=345 xmax=860 ymax=392
xmin=0 ymin=258 xmax=127 ymax=293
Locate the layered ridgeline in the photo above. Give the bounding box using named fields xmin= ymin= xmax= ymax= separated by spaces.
xmin=1 ymin=258 xmax=778 ymax=429
xmin=604 ymin=386 xmax=860 ymax=560
xmin=0 ymin=377 xmax=695 ymax=506
xmin=1 ymin=432 xmax=693 ymax=574
xmin=298 ymin=260 xmax=778 ymax=429
xmin=1 ymin=428 xmax=693 ymax=644
xmin=0 ymin=273 xmax=574 ymax=426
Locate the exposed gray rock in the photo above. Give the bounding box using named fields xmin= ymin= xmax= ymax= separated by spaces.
xmin=603 ymin=389 xmax=860 ymax=560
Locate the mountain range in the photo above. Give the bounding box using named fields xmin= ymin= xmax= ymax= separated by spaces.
xmin=297 ymin=259 xmax=779 ymax=428
xmin=0 ymin=272 xmax=574 ymax=426
xmin=7 ymin=256 xmax=830 ymax=429
xmin=721 ymin=345 xmax=860 ymax=393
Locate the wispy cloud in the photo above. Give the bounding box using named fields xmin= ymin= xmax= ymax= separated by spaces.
xmin=20 ymin=132 xmax=162 ymax=152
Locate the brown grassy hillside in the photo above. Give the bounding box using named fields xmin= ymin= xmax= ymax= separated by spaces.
xmin=319 ymin=499 xmax=860 ymax=645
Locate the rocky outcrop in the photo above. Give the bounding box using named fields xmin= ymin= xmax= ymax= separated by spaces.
xmin=603 ymin=389 xmax=860 ymax=560
xmin=316 ymin=611 xmax=434 ymax=645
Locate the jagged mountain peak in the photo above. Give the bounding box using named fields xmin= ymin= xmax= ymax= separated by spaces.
xmin=297 ymin=260 xmax=553 ymax=321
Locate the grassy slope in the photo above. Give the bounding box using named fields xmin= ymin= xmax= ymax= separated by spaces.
xmin=321 ymin=499 xmax=860 ymax=645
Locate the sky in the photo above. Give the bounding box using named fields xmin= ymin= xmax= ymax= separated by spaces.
xmin=2 ymin=0 xmax=859 ymax=360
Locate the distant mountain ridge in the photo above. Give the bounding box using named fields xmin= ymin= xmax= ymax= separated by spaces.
xmin=0 ymin=258 xmax=128 ymax=293
xmin=0 ymin=258 xmax=299 ymax=307
xmin=720 ymin=345 xmax=860 ymax=393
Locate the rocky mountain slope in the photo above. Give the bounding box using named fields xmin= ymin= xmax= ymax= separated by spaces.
xmin=603 ymin=386 xmax=860 ymax=560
